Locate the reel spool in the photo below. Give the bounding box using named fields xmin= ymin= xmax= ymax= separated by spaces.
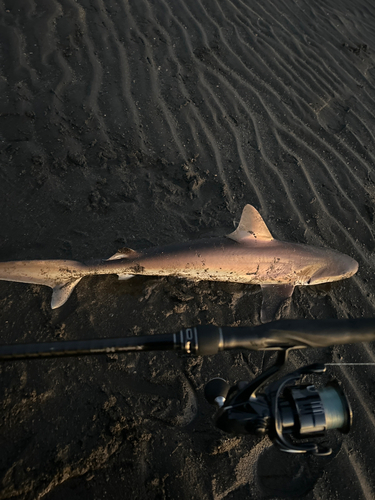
xmin=205 ymin=350 xmax=352 ymax=456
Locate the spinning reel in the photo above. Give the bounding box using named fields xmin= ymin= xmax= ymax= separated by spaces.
xmin=205 ymin=349 xmax=352 ymax=455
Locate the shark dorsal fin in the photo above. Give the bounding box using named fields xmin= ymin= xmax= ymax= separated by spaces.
xmin=107 ymin=247 xmax=138 ymax=261
xmin=227 ymin=204 xmax=273 ymax=243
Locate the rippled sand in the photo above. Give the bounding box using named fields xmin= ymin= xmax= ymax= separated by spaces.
xmin=1 ymin=0 xmax=375 ymax=498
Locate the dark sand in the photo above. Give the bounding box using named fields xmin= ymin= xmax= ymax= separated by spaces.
xmin=1 ymin=0 xmax=375 ymax=498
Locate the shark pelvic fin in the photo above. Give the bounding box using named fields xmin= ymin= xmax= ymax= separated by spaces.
xmin=260 ymin=284 xmax=294 ymax=323
xmin=227 ymin=204 xmax=273 ymax=243
xmin=117 ymin=274 xmax=135 ymax=281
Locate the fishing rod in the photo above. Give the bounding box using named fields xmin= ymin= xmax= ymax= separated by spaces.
xmin=1 ymin=318 xmax=375 ymax=360
xmin=1 ymin=317 xmax=375 ymax=456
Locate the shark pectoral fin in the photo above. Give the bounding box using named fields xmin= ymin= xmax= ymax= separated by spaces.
xmin=51 ymin=278 xmax=82 ymax=309
xmin=227 ymin=204 xmax=273 ymax=243
xmin=260 ymin=284 xmax=294 ymax=323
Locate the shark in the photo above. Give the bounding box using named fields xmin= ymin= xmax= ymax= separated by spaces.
xmin=0 ymin=205 xmax=358 ymax=322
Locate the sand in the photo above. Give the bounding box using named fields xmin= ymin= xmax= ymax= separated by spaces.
xmin=1 ymin=0 xmax=375 ymax=498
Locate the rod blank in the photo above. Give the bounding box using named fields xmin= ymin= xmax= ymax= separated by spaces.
xmin=0 ymin=334 xmax=175 ymax=360
xmin=1 ymin=318 xmax=375 ymax=361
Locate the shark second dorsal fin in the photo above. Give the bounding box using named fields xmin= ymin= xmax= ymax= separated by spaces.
xmin=107 ymin=247 xmax=139 ymax=261
xmin=227 ymin=205 xmax=273 ymax=243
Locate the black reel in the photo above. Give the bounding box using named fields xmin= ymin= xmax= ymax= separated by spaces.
xmin=205 ymin=350 xmax=352 ymax=456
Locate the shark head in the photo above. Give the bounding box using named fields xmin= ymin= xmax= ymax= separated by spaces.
xmin=226 ymin=205 xmax=359 ymax=322
xmin=308 ymin=251 xmax=358 ymax=285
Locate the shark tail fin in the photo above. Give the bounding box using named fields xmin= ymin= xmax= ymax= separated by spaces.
xmin=0 ymin=260 xmax=87 ymax=309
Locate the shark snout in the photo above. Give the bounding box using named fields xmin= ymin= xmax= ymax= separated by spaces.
xmin=309 ymin=254 xmax=358 ymax=285
xmin=336 ymin=254 xmax=359 ymax=280
xmin=346 ymin=256 xmax=359 ymax=277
